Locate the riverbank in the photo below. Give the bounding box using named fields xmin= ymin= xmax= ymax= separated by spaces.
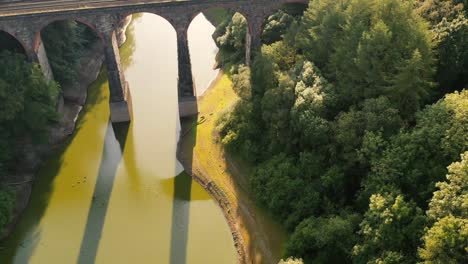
xmin=178 ymin=72 xmax=287 ymax=264
xmin=0 ymin=16 xmax=132 ymax=241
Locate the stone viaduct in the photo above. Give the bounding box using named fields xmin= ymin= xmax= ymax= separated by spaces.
xmin=0 ymin=0 xmax=309 ymax=123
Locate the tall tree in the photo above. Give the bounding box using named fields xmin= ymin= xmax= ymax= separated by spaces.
xmin=353 ymin=193 xmax=426 ymax=264
xmin=419 ymin=152 xmax=468 ymax=263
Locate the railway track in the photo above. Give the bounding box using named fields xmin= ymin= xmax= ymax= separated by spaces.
xmin=0 ymin=0 xmax=182 ymax=17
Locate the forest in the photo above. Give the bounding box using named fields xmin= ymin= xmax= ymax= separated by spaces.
xmin=0 ymin=0 xmax=466 ymax=263
xmin=0 ymin=21 xmax=96 ymax=231
xmin=213 ymin=0 xmax=467 ymax=263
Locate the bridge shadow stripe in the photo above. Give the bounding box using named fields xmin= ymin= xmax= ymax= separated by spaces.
xmin=77 ymin=121 xmax=130 ymax=264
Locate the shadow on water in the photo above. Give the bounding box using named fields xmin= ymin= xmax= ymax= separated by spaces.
xmin=0 ymin=70 xmax=111 ymax=263
xmin=77 ymin=121 xmax=129 ymax=264
xmin=169 ymin=172 xmax=192 ymax=264
xmin=169 ymin=114 xmax=198 ymax=264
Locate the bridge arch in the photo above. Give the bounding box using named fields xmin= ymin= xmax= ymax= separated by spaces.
xmin=189 ymin=8 xmax=249 ymax=66
xmin=33 ymin=18 xmax=103 ymax=53
xmin=259 ymin=2 xmax=308 ymax=45
xmin=121 ymin=11 xmax=177 ymax=34
xmin=0 ymin=29 xmax=26 ymax=54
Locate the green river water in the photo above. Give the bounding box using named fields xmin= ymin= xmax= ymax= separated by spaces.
xmin=0 ymin=13 xmax=237 ymax=264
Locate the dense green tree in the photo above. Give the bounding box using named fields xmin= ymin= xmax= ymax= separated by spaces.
xmin=251 ymin=154 xmax=306 ymax=222
xmin=213 ymin=2 xmax=468 ymax=262
xmin=42 ymin=20 xmax=97 ymax=86
xmin=263 ymin=10 xmax=295 ymax=45
xmin=415 ymin=0 xmax=465 ymax=24
xmin=296 ymin=0 xmax=349 ymax=69
xmin=387 ymin=50 xmax=434 ymax=120
xmin=296 ymin=0 xmax=434 ymax=115
xmin=432 ymin=13 xmax=468 ymax=94
xmin=214 ymin=12 xmax=247 ymax=67
xmin=0 ymin=187 xmax=15 ymax=231
xmin=278 ymin=257 xmax=304 ymax=264
xmin=0 ymin=51 xmax=59 ymax=154
xmin=419 ymin=152 xmax=468 ymax=263
xmin=0 ymin=51 xmax=58 ymax=232
xmin=334 ymin=97 xmax=402 ymax=165
xmin=286 ymin=214 xmax=360 ymax=264
xmin=353 ymin=193 xmax=426 ymax=264
xmin=262 ymin=41 xmax=298 ymax=72
xmin=362 ymin=90 xmax=468 ymax=206
xmin=231 ymin=65 xmax=252 ymax=100
xmin=261 ymin=74 xmax=296 ymax=152
xmin=419 ymin=216 xmax=467 ymax=263
xmin=426 ymin=152 xmax=468 ymax=220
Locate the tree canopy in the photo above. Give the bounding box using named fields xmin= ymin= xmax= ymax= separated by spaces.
xmin=214 ymin=0 xmax=468 ymax=263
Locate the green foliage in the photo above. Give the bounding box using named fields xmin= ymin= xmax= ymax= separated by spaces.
xmin=0 ymin=52 xmax=58 ymax=231
xmin=0 ymin=187 xmax=15 ymax=231
xmin=362 ymin=90 xmax=468 ymax=206
xmin=250 ymin=154 xmax=320 ymax=228
xmin=263 ymin=10 xmax=295 ymax=45
xmin=213 ymin=1 xmax=468 ymax=262
xmin=334 ymin=97 xmax=402 ymax=165
xmin=42 ymin=20 xmax=97 ymax=86
xmin=419 ymin=216 xmax=468 ymax=263
xmin=286 ymin=213 xmax=360 ymax=264
xmin=432 ymin=13 xmax=468 ymax=93
xmin=427 ymin=151 xmax=468 ymax=220
xmin=415 ymin=0 xmax=466 ymax=24
xmin=353 ymin=193 xmax=426 ymax=264
xmin=214 ymin=13 xmax=247 ymax=67
xmin=419 ymin=152 xmax=468 ymax=263
xmin=231 ymin=64 xmax=252 ymax=100
xmin=0 ymin=51 xmax=59 ymax=147
xmin=296 ymin=0 xmax=348 ymax=69
xmin=278 ymin=257 xmax=304 ymax=264
xmin=387 ymin=50 xmax=434 ymax=120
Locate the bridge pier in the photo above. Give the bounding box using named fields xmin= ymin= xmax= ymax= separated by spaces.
xmin=245 ymin=14 xmax=264 ymax=66
xmin=103 ymin=30 xmax=132 ymax=123
xmin=176 ymin=26 xmax=198 ymax=117
xmin=28 ymin=34 xmax=54 ymax=81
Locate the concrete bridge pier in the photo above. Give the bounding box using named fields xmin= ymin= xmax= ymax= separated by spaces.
xmin=176 ymin=25 xmax=198 ymax=117
xmin=103 ymin=30 xmax=132 ymax=123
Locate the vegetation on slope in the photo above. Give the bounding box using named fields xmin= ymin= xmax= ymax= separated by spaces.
xmin=214 ymin=0 xmax=468 ymax=263
xmin=0 ymin=51 xmax=60 ymax=231
xmin=0 ymin=20 xmax=97 ymax=232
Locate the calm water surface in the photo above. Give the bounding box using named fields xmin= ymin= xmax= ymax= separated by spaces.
xmin=0 ymin=13 xmax=236 ymax=264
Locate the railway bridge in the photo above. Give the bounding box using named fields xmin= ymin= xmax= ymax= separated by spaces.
xmin=0 ymin=0 xmax=309 ymax=122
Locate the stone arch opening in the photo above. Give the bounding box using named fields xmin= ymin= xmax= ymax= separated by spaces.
xmin=37 ymin=19 xmax=103 ymax=86
xmin=0 ymin=30 xmax=26 ymax=55
xmin=118 ymin=12 xmax=178 ymax=86
xmin=116 ymin=12 xmax=181 ymax=113
xmin=187 ymin=11 xmax=222 ymax=96
xmin=260 ymin=2 xmax=308 ymax=45
xmin=191 ymin=8 xmax=249 ymax=68
xmin=34 ymin=18 xmax=103 ymax=52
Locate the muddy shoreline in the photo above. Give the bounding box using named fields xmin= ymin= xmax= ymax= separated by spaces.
xmin=177 ymin=71 xmax=251 ymax=264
